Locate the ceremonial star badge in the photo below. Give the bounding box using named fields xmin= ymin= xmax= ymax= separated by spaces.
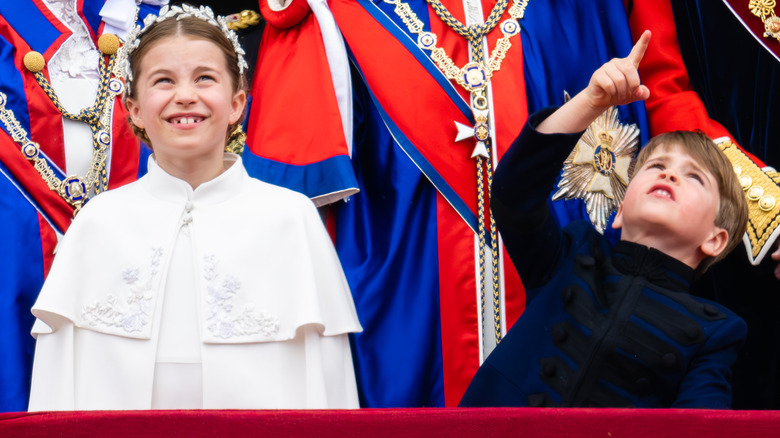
xmin=552 ymin=105 xmax=639 ymax=233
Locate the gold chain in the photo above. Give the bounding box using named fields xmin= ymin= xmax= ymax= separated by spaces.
xmin=385 ymin=0 xmax=529 ymax=346
xmin=0 ymin=92 xmax=80 ymax=199
xmin=3 ymin=33 xmax=126 ymax=213
xmin=384 ymin=0 xmax=527 ymax=95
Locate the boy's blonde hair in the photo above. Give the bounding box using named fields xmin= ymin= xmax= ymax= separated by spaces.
xmin=632 ymin=131 xmax=748 ymax=274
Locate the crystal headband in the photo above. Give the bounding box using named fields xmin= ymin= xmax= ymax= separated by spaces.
xmin=117 ymin=4 xmax=249 ymax=95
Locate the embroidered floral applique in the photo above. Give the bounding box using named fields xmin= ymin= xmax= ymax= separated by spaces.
xmin=81 ymin=247 xmax=163 ymax=334
xmin=203 ymin=254 xmax=280 ymax=339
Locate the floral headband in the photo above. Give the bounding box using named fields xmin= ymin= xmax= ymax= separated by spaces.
xmin=116 ymin=4 xmax=248 ymax=95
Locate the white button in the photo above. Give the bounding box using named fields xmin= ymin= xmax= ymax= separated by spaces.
xmin=185 ymin=201 xmax=194 ymax=212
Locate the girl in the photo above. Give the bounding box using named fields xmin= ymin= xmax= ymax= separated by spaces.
xmin=28 ymin=4 xmax=361 ymax=411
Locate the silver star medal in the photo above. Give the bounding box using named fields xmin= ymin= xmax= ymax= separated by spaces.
xmin=552 ymin=103 xmax=639 ymax=233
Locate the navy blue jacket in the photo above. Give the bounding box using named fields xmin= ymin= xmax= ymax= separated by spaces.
xmin=459 ymin=109 xmax=747 ymax=408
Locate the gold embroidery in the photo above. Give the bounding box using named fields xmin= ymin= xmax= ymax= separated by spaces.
xmin=225 ymin=10 xmax=262 ymax=31
xmin=719 ymin=140 xmax=780 ymax=260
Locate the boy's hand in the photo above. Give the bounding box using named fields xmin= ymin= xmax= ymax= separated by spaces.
xmin=537 ymin=30 xmax=652 ymax=134
xmin=585 ymin=30 xmax=651 ymax=110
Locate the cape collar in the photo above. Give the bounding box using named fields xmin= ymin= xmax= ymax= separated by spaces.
xmin=145 ymin=153 xmax=247 ymax=206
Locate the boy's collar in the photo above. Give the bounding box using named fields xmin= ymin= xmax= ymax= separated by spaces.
xmin=613 ymin=240 xmax=695 ymax=291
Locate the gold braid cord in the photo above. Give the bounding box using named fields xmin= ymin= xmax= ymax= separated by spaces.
xmin=485 ymin=155 xmax=501 ymax=341
xmin=476 ymin=157 xmax=490 ymax=342
xmin=719 ymin=140 xmax=780 ymax=264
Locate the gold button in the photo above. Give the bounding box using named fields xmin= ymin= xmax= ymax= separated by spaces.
xmin=759 ymin=195 xmax=776 ymax=212
xmin=98 ymin=34 xmax=120 ymax=55
xmin=748 ymin=186 xmax=764 ymax=201
xmin=733 ymin=165 xmax=742 ymax=177
xmin=740 ymin=175 xmax=753 ymax=190
xmin=23 ymin=51 xmax=45 ymax=73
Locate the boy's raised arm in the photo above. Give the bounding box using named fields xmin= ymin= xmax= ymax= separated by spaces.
xmin=538 ymin=30 xmax=652 ymax=135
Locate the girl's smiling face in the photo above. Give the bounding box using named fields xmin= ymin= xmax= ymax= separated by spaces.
xmin=125 ymin=35 xmax=246 ymax=182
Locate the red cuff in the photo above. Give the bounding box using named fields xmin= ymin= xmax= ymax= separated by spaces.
xmin=260 ymin=0 xmax=310 ymax=29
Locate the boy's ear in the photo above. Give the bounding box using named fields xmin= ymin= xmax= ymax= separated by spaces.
xmin=700 ymin=226 xmax=729 ymax=258
xmin=611 ymin=203 xmax=624 ymax=230
xmin=125 ymin=97 xmax=144 ymax=129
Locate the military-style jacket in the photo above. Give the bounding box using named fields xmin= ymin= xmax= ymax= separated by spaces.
xmin=459 ymin=109 xmax=747 ymax=408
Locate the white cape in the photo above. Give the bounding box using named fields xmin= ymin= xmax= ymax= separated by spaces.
xmin=29 ymin=155 xmax=362 ymax=410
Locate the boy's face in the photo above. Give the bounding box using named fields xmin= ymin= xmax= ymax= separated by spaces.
xmin=613 ymin=144 xmax=728 ymax=267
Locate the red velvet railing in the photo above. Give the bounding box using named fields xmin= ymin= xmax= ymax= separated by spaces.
xmin=2 ymin=408 xmax=780 ymax=437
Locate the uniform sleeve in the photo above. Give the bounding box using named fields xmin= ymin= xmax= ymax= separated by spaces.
xmin=245 ymin=0 xmax=358 ymax=206
xmin=628 ymin=1 xmax=752 ymax=158
xmin=491 ymin=108 xmax=584 ymax=291
xmin=672 ymin=316 xmax=747 ymax=409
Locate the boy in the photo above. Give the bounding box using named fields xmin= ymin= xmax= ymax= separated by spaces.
xmin=459 ymin=31 xmax=748 ymax=408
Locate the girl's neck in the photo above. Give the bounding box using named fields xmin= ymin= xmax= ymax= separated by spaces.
xmin=155 ymin=151 xmax=228 ymax=190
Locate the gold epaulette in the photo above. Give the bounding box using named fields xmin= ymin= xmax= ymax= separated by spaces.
xmin=718 ymin=139 xmax=780 ymax=264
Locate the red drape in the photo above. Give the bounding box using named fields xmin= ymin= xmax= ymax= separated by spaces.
xmin=2 ymin=408 xmax=780 ymax=437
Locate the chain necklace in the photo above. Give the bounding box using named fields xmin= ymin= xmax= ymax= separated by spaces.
xmin=386 ymin=0 xmax=527 ymax=98
xmin=385 ymin=0 xmax=529 ymax=346
xmin=749 ymin=0 xmax=780 ymax=42
xmin=0 ymin=34 xmax=125 ymax=213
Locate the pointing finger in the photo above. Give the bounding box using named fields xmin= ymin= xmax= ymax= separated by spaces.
xmin=628 ymin=30 xmax=652 ymax=68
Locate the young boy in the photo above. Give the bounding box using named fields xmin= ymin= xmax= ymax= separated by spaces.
xmin=459 ymin=31 xmax=749 ymax=409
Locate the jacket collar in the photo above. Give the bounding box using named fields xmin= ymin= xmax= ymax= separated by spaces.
xmin=612 ymin=240 xmax=694 ymax=291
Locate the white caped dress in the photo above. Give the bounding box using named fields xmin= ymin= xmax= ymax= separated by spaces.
xmin=28 ymin=155 xmax=362 ymax=410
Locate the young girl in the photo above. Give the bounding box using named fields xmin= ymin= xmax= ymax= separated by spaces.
xmin=27 ymin=4 xmax=361 ymax=411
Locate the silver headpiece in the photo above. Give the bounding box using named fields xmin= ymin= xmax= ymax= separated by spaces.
xmin=116 ymin=4 xmax=249 ymax=95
